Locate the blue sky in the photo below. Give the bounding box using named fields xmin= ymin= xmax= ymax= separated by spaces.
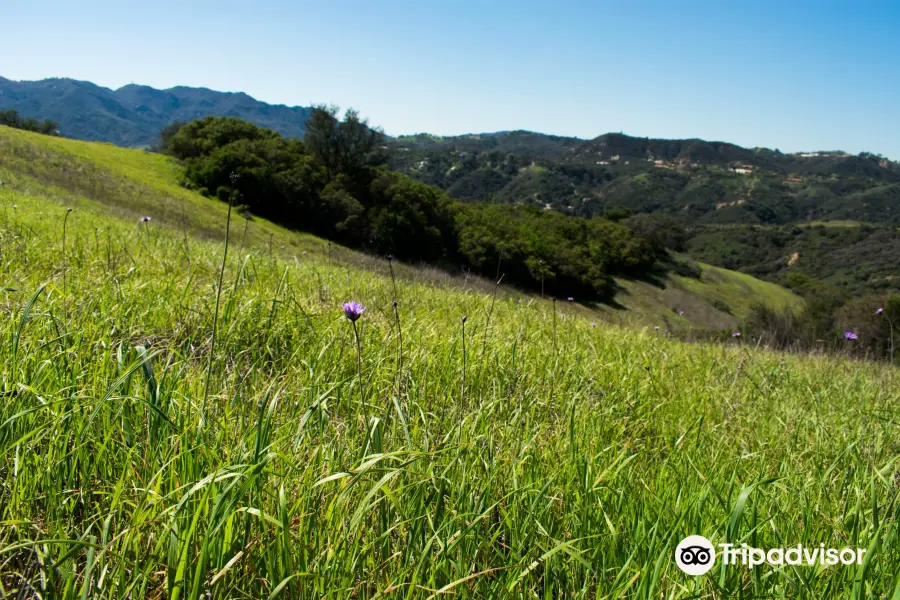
xmin=3 ymin=0 xmax=900 ymax=157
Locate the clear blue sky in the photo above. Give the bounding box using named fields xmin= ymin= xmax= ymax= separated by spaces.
xmin=4 ymin=0 xmax=900 ymax=157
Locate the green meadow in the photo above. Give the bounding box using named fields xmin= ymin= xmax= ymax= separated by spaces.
xmin=1 ymin=126 xmax=899 ymax=598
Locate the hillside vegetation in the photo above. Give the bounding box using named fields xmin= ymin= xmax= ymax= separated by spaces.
xmin=390 ymin=131 xmax=900 ymax=296
xmin=5 ymin=76 xmax=898 ymax=297
xmin=0 ymin=125 xmax=801 ymax=333
xmin=1 ymin=125 xmax=899 ymax=598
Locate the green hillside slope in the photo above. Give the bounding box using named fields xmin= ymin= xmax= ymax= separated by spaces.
xmin=0 ymin=126 xmax=898 ymax=598
xmin=0 ymin=126 xmax=802 ymax=334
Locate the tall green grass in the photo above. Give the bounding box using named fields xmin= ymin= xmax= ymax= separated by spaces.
xmin=0 ymin=137 xmax=898 ymax=599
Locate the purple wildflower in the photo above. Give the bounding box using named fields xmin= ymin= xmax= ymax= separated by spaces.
xmin=590 ymin=322 xmax=597 ymax=327
xmin=876 ymin=307 xmax=884 ymax=315
xmin=678 ymin=311 xmax=684 ymax=316
xmin=732 ymin=332 xmax=741 ymax=337
xmin=342 ymin=301 xmax=366 ymax=322
xmin=844 ymin=331 xmax=858 ymax=341
xmin=567 ymin=297 xmax=574 ymax=302
xmin=140 ymin=216 xmax=152 ymax=223
xmin=560 ymin=313 xmax=566 ymax=318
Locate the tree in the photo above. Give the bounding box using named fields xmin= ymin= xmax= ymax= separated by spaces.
xmin=156 ymin=120 xmax=187 ymax=153
xmin=304 ymin=105 xmax=386 ymax=183
xmin=0 ymin=109 xmax=59 ymax=136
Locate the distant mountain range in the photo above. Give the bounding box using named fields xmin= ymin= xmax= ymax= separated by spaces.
xmin=0 ymin=77 xmax=313 ymax=146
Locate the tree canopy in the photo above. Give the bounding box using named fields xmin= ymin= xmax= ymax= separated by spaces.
xmin=161 ymin=114 xmax=667 ymax=301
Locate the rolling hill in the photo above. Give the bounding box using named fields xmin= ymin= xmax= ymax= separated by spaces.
xmin=389 ymin=131 xmax=900 ymax=294
xmin=5 ymin=75 xmax=899 ymax=296
xmin=0 ymin=124 xmax=801 ymax=334
xmin=389 ymin=130 xmax=900 ymax=225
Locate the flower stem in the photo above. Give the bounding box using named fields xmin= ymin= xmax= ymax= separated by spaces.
xmin=200 ymin=187 xmax=234 ymax=430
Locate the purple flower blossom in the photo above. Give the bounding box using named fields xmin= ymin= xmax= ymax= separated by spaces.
xmin=678 ymin=311 xmax=684 ymax=316
xmin=876 ymin=307 xmax=884 ymax=315
xmin=590 ymin=322 xmax=597 ymax=327
xmin=342 ymin=301 xmax=366 ymax=322
xmin=567 ymin=297 xmax=574 ymax=302
xmin=140 ymin=216 xmax=152 ymax=223
xmin=732 ymin=332 xmax=741 ymax=337
xmin=844 ymin=331 xmax=858 ymax=341
xmin=560 ymin=313 xmax=566 ymax=318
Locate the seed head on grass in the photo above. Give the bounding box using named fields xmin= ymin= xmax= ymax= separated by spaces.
xmin=342 ymin=301 xmax=365 ymax=322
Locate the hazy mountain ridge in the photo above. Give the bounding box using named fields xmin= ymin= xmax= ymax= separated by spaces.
xmin=0 ymin=76 xmax=313 ymax=146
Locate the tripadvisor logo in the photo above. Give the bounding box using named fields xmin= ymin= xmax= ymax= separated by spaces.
xmin=675 ymin=535 xmax=716 ymax=575
xmin=675 ymin=535 xmax=868 ymax=576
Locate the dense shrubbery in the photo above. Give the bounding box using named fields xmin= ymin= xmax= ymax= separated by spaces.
xmin=455 ymin=205 xmax=655 ymax=299
xmin=161 ymin=114 xmax=663 ymax=300
xmin=746 ymin=271 xmax=900 ymax=360
xmin=0 ymin=109 xmax=59 ymax=136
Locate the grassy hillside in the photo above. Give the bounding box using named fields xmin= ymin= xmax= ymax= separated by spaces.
xmin=0 ymin=126 xmax=802 ymax=335
xmin=6 ymin=129 xmax=898 ymax=598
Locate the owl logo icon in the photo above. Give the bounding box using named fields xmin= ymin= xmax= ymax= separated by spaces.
xmin=675 ymin=535 xmax=716 ymax=575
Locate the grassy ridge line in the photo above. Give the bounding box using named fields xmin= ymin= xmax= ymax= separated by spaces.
xmin=0 ymin=137 xmax=898 ymax=596
xmin=0 ymin=125 xmax=804 ymax=334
